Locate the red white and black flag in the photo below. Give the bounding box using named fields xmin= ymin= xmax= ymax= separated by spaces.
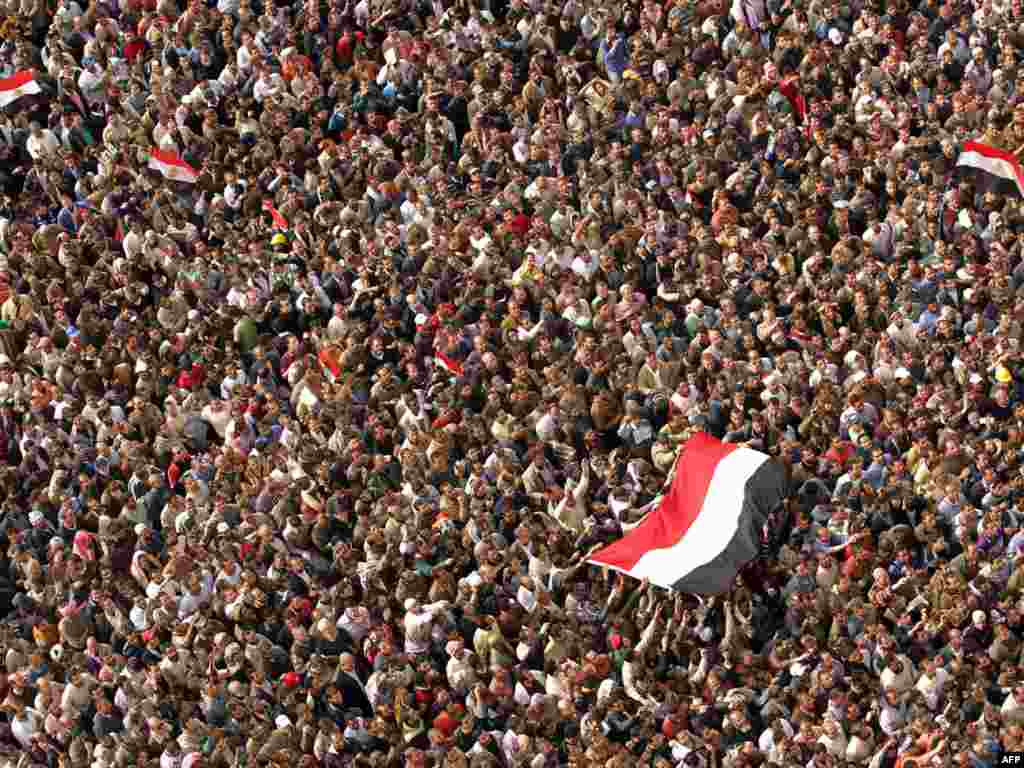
xmin=588 ymin=433 xmax=788 ymax=595
xmin=956 ymin=140 xmax=1024 ymax=197
xmin=0 ymin=71 xmax=42 ymax=108
xmin=147 ymin=149 xmax=199 ymax=184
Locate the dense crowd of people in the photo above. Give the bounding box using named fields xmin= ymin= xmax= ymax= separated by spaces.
xmin=0 ymin=0 xmax=1023 ymax=764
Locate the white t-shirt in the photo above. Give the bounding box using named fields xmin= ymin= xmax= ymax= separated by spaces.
xmin=12 ymin=708 xmax=41 ymax=747
xmin=27 ymin=130 xmax=60 ymax=161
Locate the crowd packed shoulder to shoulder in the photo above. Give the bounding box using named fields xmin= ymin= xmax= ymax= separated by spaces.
xmin=2 ymin=0 xmax=1024 ymax=765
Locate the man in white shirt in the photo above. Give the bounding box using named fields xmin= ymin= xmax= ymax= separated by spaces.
xmin=61 ymin=668 xmax=95 ymax=717
xmin=218 ymin=62 xmax=240 ymax=91
xmin=222 ymin=172 xmax=246 ymax=215
xmin=252 ymin=68 xmax=281 ymax=103
xmin=880 ymin=654 xmax=916 ymax=693
xmin=219 ymin=363 xmax=248 ymax=401
xmin=533 ymin=402 xmax=561 ymax=443
xmin=622 ymin=317 xmax=657 ymax=364
xmin=236 ymin=32 xmax=256 ymax=71
xmin=293 ymin=276 xmax=331 ymax=313
xmin=758 ymin=719 xmax=795 ymax=761
xmin=11 ymin=704 xmax=41 ymax=748
xmin=26 ymin=123 xmax=60 ymax=162
xmin=915 ymin=656 xmax=950 ymax=712
xmin=326 ymin=303 xmax=349 ymax=340
xmin=117 ymin=221 xmax=143 ymax=263
xmin=445 ymin=636 xmax=478 ymax=693
xmin=1002 ymin=685 xmax=1024 ymax=725
xmin=403 ymin=599 xmax=448 ymax=656
xmin=547 ymin=462 xmax=589 ymax=531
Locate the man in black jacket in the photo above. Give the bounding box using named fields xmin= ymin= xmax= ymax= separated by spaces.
xmin=334 ymin=652 xmax=372 ymax=717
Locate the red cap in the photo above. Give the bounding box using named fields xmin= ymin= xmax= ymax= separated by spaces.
xmin=282 ymin=672 xmax=301 ymax=689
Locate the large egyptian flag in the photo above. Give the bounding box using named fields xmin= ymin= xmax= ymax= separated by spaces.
xmin=588 ymin=433 xmax=787 ymax=595
xmin=0 ymin=71 xmax=42 ymax=109
xmin=956 ymin=141 xmax=1024 ymax=197
xmin=148 ymin=149 xmax=199 ymax=184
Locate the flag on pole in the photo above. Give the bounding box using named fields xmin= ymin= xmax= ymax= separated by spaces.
xmin=587 ymin=433 xmax=788 ymax=595
xmin=262 ymin=200 xmax=289 ymax=230
xmin=0 ymin=71 xmax=41 ymax=109
xmin=147 ymin=149 xmax=199 ymax=184
xmin=956 ymin=140 xmax=1024 ymax=197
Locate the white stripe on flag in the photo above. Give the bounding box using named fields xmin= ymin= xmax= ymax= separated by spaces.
xmin=607 ymin=447 xmax=768 ymax=588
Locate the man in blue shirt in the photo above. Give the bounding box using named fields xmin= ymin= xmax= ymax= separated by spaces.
xmin=598 ymin=25 xmax=629 ymax=84
xmin=56 ymin=194 xmax=77 ymax=234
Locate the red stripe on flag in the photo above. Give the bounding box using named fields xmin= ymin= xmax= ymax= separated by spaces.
xmin=149 ymin=149 xmax=197 ymax=174
xmin=0 ymin=71 xmax=35 ymax=92
xmin=150 ymin=148 xmax=196 ymax=169
xmin=589 ymin=433 xmax=738 ymax=572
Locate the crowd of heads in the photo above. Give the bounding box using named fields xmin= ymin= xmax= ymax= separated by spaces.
xmin=1 ymin=0 xmax=1024 ymax=764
